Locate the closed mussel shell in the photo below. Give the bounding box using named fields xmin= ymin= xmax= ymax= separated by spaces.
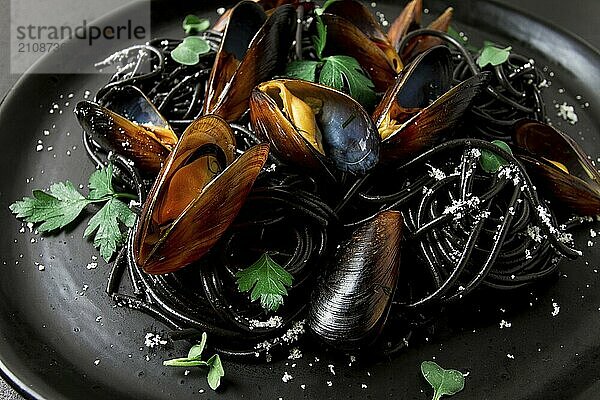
xmin=250 ymin=79 xmax=380 ymax=175
xmin=308 ymin=211 xmax=403 ymax=350
xmin=513 ymin=119 xmax=600 ymax=216
xmin=204 ymin=2 xmax=297 ymax=121
xmin=134 ymin=115 xmax=269 ymax=274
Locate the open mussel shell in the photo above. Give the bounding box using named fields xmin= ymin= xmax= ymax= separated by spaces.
xmin=324 ymin=0 xmax=402 ymax=74
xmin=203 ymin=2 xmax=297 ymax=121
xmin=400 ymin=8 xmax=453 ymax=62
xmin=320 ymin=13 xmax=399 ymax=92
xmin=74 ymin=87 xmax=177 ymax=174
xmin=387 ymin=0 xmax=453 ymax=62
xmin=387 ymin=0 xmax=422 ymax=50
xmin=250 ymin=79 xmax=380 ymax=175
xmin=212 ymin=0 xmax=302 ymax=32
xmin=133 ymin=115 xmax=269 ymax=274
xmin=373 ymin=46 xmax=488 ymax=163
xmin=307 ymin=211 xmax=403 ymax=350
xmin=513 ymin=119 xmax=600 ymax=215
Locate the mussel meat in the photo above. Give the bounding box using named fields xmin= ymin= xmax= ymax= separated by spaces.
xmin=373 ymin=46 xmax=488 ymax=163
xmin=307 ymin=210 xmax=402 ymax=350
xmin=203 ymin=2 xmax=297 ymax=121
xmin=75 ymin=85 xmax=177 ymax=175
xmin=513 ymin=119 xmax=600 ymax=216
xmin=133 ymin=115 xmax=269 ymax=274
xmin=250 ymin=79 xmax=380 ymax=175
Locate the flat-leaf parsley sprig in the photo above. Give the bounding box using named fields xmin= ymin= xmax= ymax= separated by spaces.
xmin=285 ymin=9 xmax=377 ymax=108
xmin=236 ymin=253 xmax=294 ymax=312
xmin=10 ymin=163 xmax=137 ymax=262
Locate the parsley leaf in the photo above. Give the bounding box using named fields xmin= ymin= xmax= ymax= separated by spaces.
xmin=182 ymin=15 xmax=210 ymax=35
xmin=421 ymin=361 xmax=465 ymax=400
xmin=10 ymin=163 xmax=137 ymax=262
xmin=479 ymin=140 xmax=513 ymax=174
xmin=284 ymin=60 xmax=321 ymax=82
xmin=235 ymin=253 xmax=293 ymax=312
xmin=320 ymin=55 xmax=377 ymax=108
xmin=84 ymin=198 xmax=135 ymax=262
xmin=163 ymin=332 xmax=225 ymax=391
xmin=477 ymin=42 xmax=512 ymax=68
xmin=312 ymin=15 xmax=327 ymax=60
xmin=10 ymin=182 xmax=90 ymax=232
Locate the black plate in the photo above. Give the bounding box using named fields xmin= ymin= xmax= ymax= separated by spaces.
xmin=1 ymin=1 xmax=599 ymax=399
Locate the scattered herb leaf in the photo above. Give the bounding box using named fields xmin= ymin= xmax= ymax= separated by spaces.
xmin=477 ymin=43 xmax=512 ymax=68
xmin=447 ymin=26 xmax=467 ymax=44
xmin=285 ymin=60 xmax=321 ymax=82
xmin=10 ymin=182 xmax=90 ymax=232
xmin=163 ymin=333 xmax=225 ymax=391
xmin=312 ymin=14 xmax=327 ymax=60
xmin=421 ymin=361 xmax=465 ymax=400
xmin=9 ymin=163 xmax=137 ymax=262
xmin=182 ymin=36 xmax=211 ymax=54
xmin=182 ymin=15 xmax=210 ymax=34
xmin=83 ymin=198 xmax=136 ymax=262
xmin=479 ymin=140 xmax=513 ymax=173
xmin=188 ymin=332 xmax=208 ymax=359
xmin=320 ymin=55 xmax=377 ymax=108
xmin=235 ymin=253 xmax=293 ymax=312
xmin=206 ymin=354 xmax=225 ymax=390
xmin=171 ymin=44 xmax=201 ymax=66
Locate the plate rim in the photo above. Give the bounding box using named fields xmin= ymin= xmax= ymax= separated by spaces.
xmin=0 ymin=1 xmax=599 ymax=399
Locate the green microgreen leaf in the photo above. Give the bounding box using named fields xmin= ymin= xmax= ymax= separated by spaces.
xmin=421 ymin=361 xmax=465 ymax=400
xmin=477 ymin=43 xmax=512 ymax=68
xmin=188 ymin=332 xmax=208 ymax=360
xmin=182 ymin=15 xmax=210 ymax=34
xmin=162 ymin=358 xmax=209 ymax=367
xmin=320 ymin=55 xmax=377 ymax=108
xmin=312 ymin=14 xmax=327 ymax=60
xmin=182 ymin=36 xmax=211 ymax=54
xmin=284 ymin=60 xmax=322 ymax=82
xmin=83 ymin=197 xmax=136 ymax=262
xmin=479 ymin=140 xmax=513 ymax=173
xmin=206 ymin=354 xmax=225 ymax=390
xmin=235 ymin=253 xmax=293 ymax=312
xmin=163 ymin=333 xmax=225 ymax=391
xmin=171 ymin=45 xmax=201 ymax=66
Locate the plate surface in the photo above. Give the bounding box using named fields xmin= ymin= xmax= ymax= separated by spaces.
xmin=1 ymin=1 xmax=599 ymax=399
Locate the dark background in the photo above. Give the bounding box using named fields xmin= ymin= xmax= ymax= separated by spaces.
xmin=0 ymin=0 xmax=598 ymax=398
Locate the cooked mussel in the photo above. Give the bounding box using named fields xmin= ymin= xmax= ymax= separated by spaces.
xmin=250 ymin=79 xmax=380 ymax=175
xmin=388 ymin=0 xmax=453 ymax=62
xmin=74 ymin=86 xmax=177 ymax=175
xmin=307 ymin=210 xmax=402 ymax=350
xmin=373 ymin=46 xmax=488 ymax=163
xmin=323 ymin=0 xmax=403 ymax=74
xmin=513 ymin=119 xmax=600 ymax=216
xmin=203 ymin=2 xmax=297 ymax=121
xmin=133 ymin=115 xmax=269 ymax=274
xmin=320 ymin=13 xmax=399 ymax=92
